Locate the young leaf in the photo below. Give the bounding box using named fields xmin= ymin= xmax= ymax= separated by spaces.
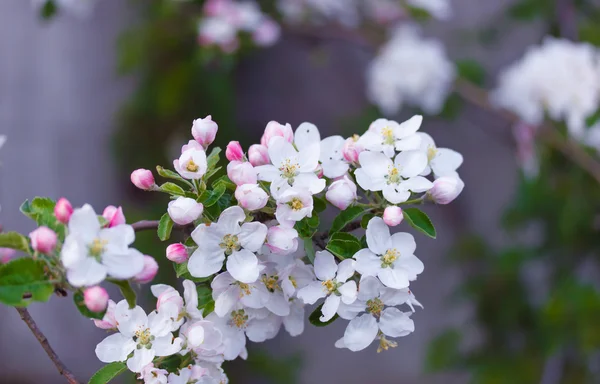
xmin=20 ymin=198 xmax=66 ymax=241
xmin=330 ymin=206 xmax=364 ymax=234
xmin=295 ymin=217 xmax=319 ymax=239
xmin=73 ymin=291 xmax=106 ymax=320
xmin=88 ymin=362 xmax=127 ymax=384
xmin=157 ymin=213 xmax=174 ymax=241
xmin=156 ymin=166 xmax=189 ymax=184
xmin=159 ymin=182 xmax=186 ymax=196
xmin=196 ymin=285 xmax=213 ymax=308
xmin=360 ymin=213 xmax=375 ymax=229
xmin=313 ymin=196 xmax=327 ymax=213
xmin=211 ymin=175 xmax=236 ymax=191
xmin=326 ymin=232 xmax=362 ymax=260
xmin=304 ymin=238 xmax=316 ymax=264
xmin=40 ymin=0 xmax=57 ymax=19
xmin=110 ymin=280 xmax=136 ymax=309
xmin=456 ymin=59 xmax=486 ymax=86
xmin=309 ymin=303 xmax=339 ymax=327
xmin=206 ymin=147 xmax=222 ymax=170
xmin=201 ymin=184 xmax=226 ymax=207
xmin=202 ymin=299 xmax=215 ymax=317
xmin=0 ymin=258 xmax=54 ymax=306
xmin=403 ymin=208 xmax=436 ymax=238
xmin=0 ymin=232 xmax=30 ymax=253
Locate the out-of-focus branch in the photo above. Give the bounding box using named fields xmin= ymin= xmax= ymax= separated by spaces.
xmin=556 ymin=0 xmax=578 ymax=41
xmin=15 ymin=308 xmax=80 ymax=384
xmin=131 ymin=220 xmax=161 ymax=232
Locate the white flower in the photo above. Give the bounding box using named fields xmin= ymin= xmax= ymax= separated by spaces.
xmin=275 ymin=187 xmax=314 ymax=222
xmin=188 ymin=206 xmax=267 ymax=283
xmin=174 ymin=145 xmax=208 ymax=180
xmin=260 ymin=121 xmax=294 ymax=147
xmin=198 ymin=17 xmax=239 ymax=50
xmin=335 ymin=276 xmax=416 ymax=352
xmin=151 ymin=280 xmax=203 ymax=327
xmin=234 ymin=184 xmax=269 ymax=211
xmin=297 ymin=251 xmax=357 ymax=321
xmin=178 ymin=319 xmax=223 ymax=356
xmin=355 ymin=150 xmax=432 ymax=204
xmin=283 ymin=298 xmax=306 ymax=337
xmin=61 ymin=204 xmax=145 ymax=287
xmin=167 ymin=365 xmax=208 ymax=384
xmin=367 ymin=25 xmax=455 ymax=115
xmin=492 ymin=38 xmax=600 ymax=139
xmin=138 ymin=363 xmax=167 ymax=384
xmin=255 ymin=136 xmax=325 ymax=196
xmin=167 ymin=197 xmax=204 ymax=225
xmin=95 ymin=300 xmax=182 ymax=373
xmin=326 ymin=176 xmax=357 ymax=210
xmin=354 ymin=217 xmax=424 ymax=289
xmin=417 ymin=132 xmax=463 ymax=177
xmin=359 ymin=116 xmax=422 ymax=157
xmin=211 ymin=272 xmax=269 ymax=317
xmin=279 ymin=259 xmax=316 ymax=299
xmin=265 ymin=222 xmax=299 ymax=255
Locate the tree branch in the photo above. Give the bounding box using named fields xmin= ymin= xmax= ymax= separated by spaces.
xmin=131 ymin=220 xmax=161 ymax=232
xmin=15 ymin=307 xmax=80 ymax=384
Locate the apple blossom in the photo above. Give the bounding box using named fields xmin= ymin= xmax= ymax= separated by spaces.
xmin=166 ymin=243 xmax=189 ymax=264
xmin=248 ymin=144 xmax=270 ymax=166
xmin=138 ymin=363 xmax=168 ymax=384
xmin=130 ymin=169 xmax=155 ymax=190
xmin=211 ymin=271 xmax=269 ymax=316
xmin=102 ymin=205 xmax=126 ymax=228
xmin=93 ymin=299 xmax=117 ymax=329
xmin=167 ymin=365 xmax=206 ymax=384
xmin=417 ymin=132 xmax=463 ymax=177
xmin=266 ymin=223 xmax=299 ymax=255
xmin=225 ymin=141 xmax=244 ymax=162
xmin=134 ymin=255 xmax=159 ymax=284
xmin=84 ymin=286 xmax=109 ymax=313
xmin=429 ymin=175 xmax=465 ymax=204
xmin=29 ymin=226 xmax=57 ymax=254
xmin=174 ymin=146 xmax=208 ymax=180
xmin=227 ymin=161 xmax=257 ymax=185
xmin=275 ymin=187 xmax=314 ymax=222
xmin=383 ymin=206 xmax=403 ymax=226
xmin=326 ymin=176 xmax=357 ymax=210
xmin=168 ymin=197 xmax=204 ymax=225
xmin=359 ymin=116 xmax=422 ymax=157
xmin=260 ymin=121 xmax=294 ymax=147
xmin=343 ymin=135 xmax=363 ymax=164
xmin=191 ymin=115 xmax=219 ymax=148
xmin=234 ymin=183 xmax=268 ymax=211
xmin=54 ymin=197 xmax=73 ymax=223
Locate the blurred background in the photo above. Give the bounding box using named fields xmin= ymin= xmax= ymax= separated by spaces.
xmin=2 ymin=0 xmax=600 ymax=383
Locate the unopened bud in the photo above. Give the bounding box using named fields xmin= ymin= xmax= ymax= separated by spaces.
xmin=134 ymin=255 xmax=159 ymax=284
xmin=248 ymin=144 xmax=269 ymax=166
xmin=102 ymin=206 xmax=126 ymax=228
xmin=29 ymin=226 xmax=57 ymax=254
xmin=168 ymin=197 xmax=204 ymax=225
xmin=191 ymin=115 xmax=218 ymax=148
xmin=84 ymin=286 xmax=109 ymax=313
xmin=429 ymin=176 xmax=464 ymax=204
xmin=166 ymin=243 xmax=189 ymax=264
xmin=131 ymin=169 xmax=155 ymax=190
xmin=54 ymin=197 xmax=73 ymax=224
xmin=226 ymin=141 xmax=244 ymax=162
xmin=227 ymin=161 xmax=257 ymax=186
xmin=383 ymin=206 xmax=403 ymax=227
xmin=326 ymin=176 xmax=357 ymax=210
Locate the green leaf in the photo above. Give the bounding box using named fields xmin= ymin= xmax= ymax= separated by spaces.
xmin=507 ymin=0 xmax=550 ymax=20
xmin=304 ymin=238 xmax=316 ymax=264
xmin=73 ymin=291 xmax=106 ymax=320
xmin=403 ymin=208 xmax=436 ymax=238
xmin=40 ymin=0 xmax=57 ymax=19
xmin=200 ymin=184 xmax=226 ymax=207
xmin=425 ymin=330 xmax=461 ymax=372
xmin=330 ymin=206 xmax=364 ymax=234
xmin=295 ymin=216 xmax=319 ymax=239
xmin=110 ymin=280 xmax=136 ymax=309
xmin=0 ymin=232 xmax=30 ymax=253
xmin=159 ymin=182 xmax=186 ymax=196
xmin=20 ymin=198 xmax=66 ymax=241
xmin=211 ymin=175 xmax=236 ymax=191
xmin=309 ymin=303 xmax=339 ymax=327
xmin=326 ymin=232 xmax=362 ymax=260
xmin=158 ymin=355 xmax=184 ymax=372
xmin=88 ymin=362 xmax=127 ymax=384
xmin=405 ymin=5 xmax=431 ymax=21
xmin=174 ymin=262 xmax=211 ymax=283
xmin=157 ymin=213 xmax=174 ymax=241
xmin=361 ymin=213 xmax=375 ymax=229
xmin=156 ymin=166 xmax=187 ymax=183
xmin=206 ymin=147 xmax=222 ymax=170
xmin=196 ymin=285 xmax=213 ymax=308
xmin=456 ymin=59 xmax=486 ymax=86
xmin=204 ymin=166 xmax=223 ymax=181
xmin=202 ymin=299 xmax=215 ymax=317
xmin=313 ymin=197 xmax=327 ymax=213
xmin=0 ymin=258 xmax=54 ymax=306
xmin=439 ymin=93 xmax=463 ymax=121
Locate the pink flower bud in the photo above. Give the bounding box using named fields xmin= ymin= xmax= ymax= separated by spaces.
xmin=166 ymin=243 xmax=189 ymax=264
xmin=261 ymin=121 xmax=294 ymax=147
xmin=0 ymin=248 xmax=17 ymax=264
xmin=315 ymin=164 xmax=324 ymax=178
xmin=131 ymin=169 xmax=155 ymax=190
xmin=134 ymin=255 xmax=159 ymax=284
xmin=156 ymin=289 xmax=184 ymax=314
xmin=84 ymin=286 xmax=109 ymax=313
xmin=227 ymin=161 xmax=257 ymax=186
xmin=29 ymin=226 xmax=57 ymax=254
xmin=235 ymin=184 xmax=268 ymax=211
xmin=429 ymin=176 xmax=464 ymax=204
xmin=266 ymin=225 xmax=299 ymax=255
xmin=93 ymin=299 xmax=117 ymax=329
xmin=248 ymin=144 xmax=269 ymax=166
xmin=191 ymin=116 xmax=218 ymax=148
xmin=343 ymin=135 xmax=364 ymax=163
xmin=326 ymin=176 xmax=357 ymax=210
xmin=54 ymin=197 xmax=73 ymax=224
xmin=383 ymin=206 xmax=403 ymax=226
xmin=253 ymin=19 xmax=280 ymax=47
xmin=225 ymin=141 xmax=244 ymax=161
xmin=102 ymin=205 xmax=126 ymax=228
xmin=168 ymin=197 xmax=204 ymax=225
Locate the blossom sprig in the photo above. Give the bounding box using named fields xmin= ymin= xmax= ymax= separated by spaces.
xmin=0 ymin=113 xmax=463 ymax=383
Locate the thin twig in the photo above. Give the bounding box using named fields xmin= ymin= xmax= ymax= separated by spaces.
xmin=131 ymin=220 xmax=161 ymax=232
xmin=15 ymin=307 xmax=81 ymax=384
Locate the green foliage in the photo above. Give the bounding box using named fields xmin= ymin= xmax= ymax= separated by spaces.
xmin=402 ymin=208 xmax=436 ymax=238
xmin=73 ymin=291 xmax=106 ymax=320
xmin=360 ymin=213 xmax=375 ymax=229
xmin=157 ymin=213 xmax=174 ymax=241
xmin=308 ymin=303 xmax=339 ymax=327
xmin=0 ymin=258 xmax=54 ymax=307
xmin=303 ymin=238 xmax=316 ymax=264
xmin=88 ymin=362 xmax=127 ymax=384
xmin=294 ymin=215 xmax=320 ymax=239
xmin=110 ymin=280 xmax=136 ymax=309
xmin=206 ymin=147 xmax=222 ymax=170
xmin=425 ymin=330 xmax=462 ymax=372
xmin=159 ymin=182 xmax=186 ymax=196
xmin=326 ymin=233 xmax=362 ymax=260
xmin=200 ymin=184 xmax=226 ymax=207
xmin=330 ymin=206 xmax=364 ymax=234
xmin=211 ymin=175 xmax=237 ymax=191
xmin=438 ymin=93 xmax=463 ymax=121
xmin=243 ymin=349 xmax=303 ymax=384
xmin=39 ymin=0 xmax=57 ymax=19
xmin=507 ymin=0 xmax=553 ymax=20
xmin=313 ymin=196 xmax=327 ymax=213
xmin=20 ymin=197 xmax=66 ymax=241
xmin=456 ymin=59 xmax=486 ymax=86
xmin=0 ymin=232 xmax=30 ymax=253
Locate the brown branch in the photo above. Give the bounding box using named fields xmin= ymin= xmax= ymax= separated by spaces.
xmin=131 ymin=220 xmax=161 ymax=232
xmin=15 ymin=307 xmax=80 ymax=384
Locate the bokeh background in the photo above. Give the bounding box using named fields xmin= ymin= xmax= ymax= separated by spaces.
xmin=2 ymin=0 xmax=599 ymax=383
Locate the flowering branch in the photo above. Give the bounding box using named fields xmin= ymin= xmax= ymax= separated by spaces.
xmin=15 ymin=308 xmax=80 ymax=384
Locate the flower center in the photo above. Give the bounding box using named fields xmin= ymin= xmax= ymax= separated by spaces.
xmin=386 ymin=166 xmax=402 ymax=185
xmin=186 ymin=159 xmax=199 ymax=172
xmin=230 ymin=309 xmax=248 ymax=329
xmin=289 ymin=198 xmax=304 ymax=211
xmin=279 ymin=159 xmax=300 ymax=181
xmin=134 ymin=328 xmax=154 ymax=349
xmin=220 ymin=234 xmax=240 ymax=256
xmin=381 ymin=127 xmax=395 ymax=145
xmin=366 ymin=298 xmax=384 ymax=318
xmin=381 ymin=249 xmax=399 ymax=268
xmin=261 ymin=274 xmax=280 ymax=293
xmin=88 ymin=238 xmax=108 ymax=261
xmin=289 ymin=276 xmax=298 ymax=289
xmin=322 ymin=279 xmax=342 ymax=294
xmin=427 ymin=146 xmax=437 ymax=162
xmin=237 ymin=282 xmax=251 ymax=297
xmin=377 ymin=334 xmax=398 ymax=353
xmin=351 ymin=134 xmax=360 ymax=142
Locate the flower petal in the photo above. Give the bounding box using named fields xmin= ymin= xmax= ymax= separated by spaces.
xmin=127 ymin=348 xmax=156 ymax=373
xmin=66 ymin=257 xmax=107 ymax=287
xmin=314 ymin=251 xmax=338 ymax=281
xmin=399 ymin=176 xmax=433 ymax=193
xmin=295 ymin=122 xmax=321 ymax=151
xmin=320 ymin=295 xmax=341 ymax=322
xmin=394 ymin=115 xmax=422 ymax=138
xmin=353 ymin=249 xmax=381 ymax=277
xmin=255 ymin=164 xmax=279 ymax=182
xmin=102 ymin=248 xmax=145 ymax=280
xmin=215 ymin=286 xmax=239 ymax=317
xmin=268 ymin=137 xmax=296 ymax=166
xmin=431 ymin=148 xmax=464 ymax=176
xmin=217 ymin=206 xmax=245 ymax=235
xmin=338 ymin=281 xmax=358 ymax=304
xmin=68 ymin=204 xmax=100 ymax=243
xmin=95 ymin=333 xmax=135 ymax=363
xmin=239 ymin=222 xmax=268 ymax=252
xmin=265 ymin=292 xmax=291 ymax=316
xmin=390 ymin=232 xmax=416 ymax=256
xmin=378 ymin=267 xmax=410 ymax=289
xmin=152 ymin=335 xmax=183 ymax=357
xmin=296 ymin=281 xmax=327 ymax=305
xmin=366 ymin=217 xmax=392 ymax=255
xmin=293 ymin=172 xmax=326 ymax=194
xmin=379 ymin=307 xmax=414 ymax=337
xmin=335 ymin=259 xmax=355 ymax=283
xmin=395 ymin=254 xmax=425 ymax=280
xmin=283 ymin=301 xmax=305 ymax=337
xmin=226 ymin=250 xmax=260 ymax=283
xmin=395 ymin=150 xmax=428 ymax=178
xmin=187 ymin=248 xmax=225 ymax=278
xmin=357 ymin=276 xmax=383 ymax=301
xmin=382 ymin=185 xmax=411 ymax=204
xmin=343 ymin=314 xmax=379 ymax=352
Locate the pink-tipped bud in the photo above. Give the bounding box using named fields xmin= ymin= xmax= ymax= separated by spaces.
xmin=343 ymin=135 xmax=363 ymax=163
xmin=429 ymin=176 xmax=464 ymax=205
xmin=266 ymin=225 xmax=299 ymax=255
xmin=0 ymin=248 xmax=17 ymax=264
xmin=93 ymin=299 xmax=117 ymax=329
xmin=54 ymin=198 xmax=73 ymax=224
xmin=326 ymin=176 xmax=357 ymax=210
xmin=191 ymin=116 xmax=219 ymax=148
xmin=29 ymin=226 xmax=57 ymax=254
xmin=383 ymin=206 xmax=404 ymax=227
xmin=168 ymin=197 xmax=204 ymax=225
xmin=102 ymin=206 xmax=126 ymax=228
xmin=131 ymin=169 xmax=155 ymax=190
xmin=248 ymin=144 xmax=269 ymax=166
xmin=84 ymin=286 xmax=109 ymax=313
xmin=235 ymin=184 xmax=268 ymax=211
xmin=225 ymin=141 xmax=244 ymax=162
xmin=261 ymin=121 xmax=294 ymax=147
xmin=166 ymin=243 xmax=189 ymax=264
xmin=227 ymin=161 xmax=257 ymax=186
xmin=134 ymin=255 xmax=159 ymax=284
